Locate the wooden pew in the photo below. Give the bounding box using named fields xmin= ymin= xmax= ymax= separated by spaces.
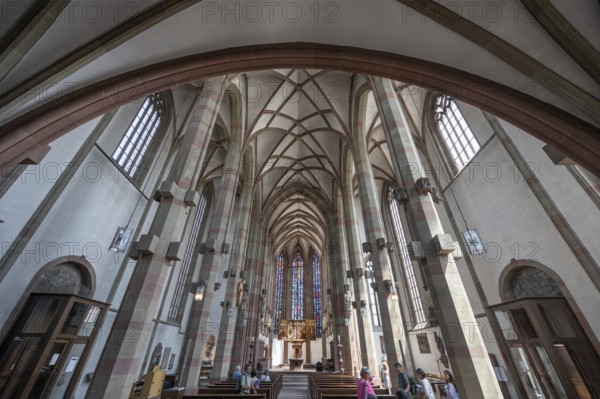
xmin=161 ymin=387 xmax=184 ymax=399
xmin=183 ymin=395 xmax=265 ymax=399
xmin=307 ymin=374 xmax=357 ymax=398
xmin=321 ymin=396 xmax=396 ymax=399
xmin=316 ymin=387 xmax=390 ymax=399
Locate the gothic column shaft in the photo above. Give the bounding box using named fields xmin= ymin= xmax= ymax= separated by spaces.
xmin=180 ymin=83 xmax=244 ymax=390
xmin=230 ymin=206 xmax=261 ymax=368
xmin=351 ymin=114 xmax=408 ymax=378
xmin=249 ymin=230 xmax=269 ymax=366
xmin=333 ymin=204 xmax=353 ymax=372
xmin=88 ymin=78 xmax=226 ymax=399
xmin=371 ymin=76 xmax=502 ymax=398
xmin=342 ymin=154 xmax=379 ymax=374
xmin=210 ymin=151 xmax=254 ymax=380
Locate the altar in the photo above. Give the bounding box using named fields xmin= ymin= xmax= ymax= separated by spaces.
xmin=289 ymin=358 xmax=304 ymax=371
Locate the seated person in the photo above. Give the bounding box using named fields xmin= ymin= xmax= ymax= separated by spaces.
xmin=260 ymin=369 xmax=271 ymax=382
xmin=357 ymin=367 xmax=378 ymax=399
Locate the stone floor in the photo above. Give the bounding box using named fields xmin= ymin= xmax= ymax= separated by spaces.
xmin=277 ymin=373 xmax=310 ymax=399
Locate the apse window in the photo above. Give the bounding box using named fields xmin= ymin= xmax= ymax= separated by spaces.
xmin=112 ymin=94 xmax=166 ymax=179
xmin=434 ymin=96 xmax=480 ymax=172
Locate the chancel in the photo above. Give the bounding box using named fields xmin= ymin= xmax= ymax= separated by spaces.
xmin=1 ymin=2 xmax=600 ymax=399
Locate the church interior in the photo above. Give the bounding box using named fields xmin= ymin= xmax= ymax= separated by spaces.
xmin=0 ymin=1 xmax=599 ymax=398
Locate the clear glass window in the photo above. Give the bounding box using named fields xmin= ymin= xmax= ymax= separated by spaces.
xmin=434 ymin=96 xmax=481 ymax=172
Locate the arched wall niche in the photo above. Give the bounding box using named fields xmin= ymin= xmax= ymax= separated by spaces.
xmin=499 ymin=260 xmax=566 ymax=302
xmin=31 ymin=255 xmax=96 ymax=297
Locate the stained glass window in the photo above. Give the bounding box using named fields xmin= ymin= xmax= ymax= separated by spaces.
xmin=312 ymin=252 xmax=322 ymax=337
xmin=389 ymin=187 xmax=427 ymax=329
xmin=273 ymin=252 xmax=285 ymax=334
xmin=291 ymin=252 xmax=304 ymax=320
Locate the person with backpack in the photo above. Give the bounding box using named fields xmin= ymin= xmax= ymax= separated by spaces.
xmin=239 ymin=364 xmax=256 ymax=395
xmin=393 ymin=362 xmax=412 ymax=399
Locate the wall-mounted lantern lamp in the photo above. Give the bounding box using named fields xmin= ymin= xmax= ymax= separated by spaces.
xmin=194 ymin=281 xmax=206 ymax=301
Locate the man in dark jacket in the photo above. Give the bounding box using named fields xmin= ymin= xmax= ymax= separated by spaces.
xmin=394 ymin=362 xmax=412 ymax=399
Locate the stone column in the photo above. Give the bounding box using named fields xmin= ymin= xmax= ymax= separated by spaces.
xmin=230 ymin=202 xmax=261 ymax=369
xmin=249 ymin=237 xmax=267 ymax=367
xmin=342 ymin=152 xmax=379 ymax=374
xmin=332 ymin=198 xmax=353 ymax=372
xmin=179 ymin=84 xmax=244 ymax=390
xmin=371 ymin=76 xmax=502 ymax=398
xmin=210 ymin=150 xmax=254 ymax=381
xmin=351 ymin=109 xmax=409 ymax=380
xmin=88 ymin=78 xmax=226 ymax=399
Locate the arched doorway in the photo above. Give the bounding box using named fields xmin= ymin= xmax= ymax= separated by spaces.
xmin=0 ymin=259 xmax=107 ymax=399
xmin=491 ymin=264 xmax=600 ymax=398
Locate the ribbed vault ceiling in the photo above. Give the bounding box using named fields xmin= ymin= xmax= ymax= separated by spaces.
xmin=247 ymin=69 xmax=353 ymax=257
xmin=2 ymin=0 xmax=599 ymax=254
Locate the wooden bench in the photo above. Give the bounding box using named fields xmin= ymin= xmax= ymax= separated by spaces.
xmin=321 ymin=396 xmax=396 ymax=399
xmin=317 ymin=387 xmax=389 ymax=398
xmin=308 ymin=375 xmax=357 ymax=398
xmin=161 ymin=387 xmax=184 ymax=399
xmin=183 ymin=395 xmax=265 ymax=399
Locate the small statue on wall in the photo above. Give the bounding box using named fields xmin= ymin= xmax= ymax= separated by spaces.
xmin=434 ymin=332 xmax=449 ymax=368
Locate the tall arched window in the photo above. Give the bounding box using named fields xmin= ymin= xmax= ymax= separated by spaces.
xmin=112 ymin=94 xmax=167 ymax=179
xmin=291 ymin=252 xmax=304 ymax=320
xmin=312 ymin=252 xmax=322 ymax=337
xmin=365 ymin=260 xmax=381 ymax=327
xmin=389 ymin=187 xmax=427 ymax=329
xmin=273 ymin=252 xmax=285 ymax=334
xmin=434 ymin=95 xmax=480 ymax=172
xmin=168 ymin=190 xmax=209 ymax=323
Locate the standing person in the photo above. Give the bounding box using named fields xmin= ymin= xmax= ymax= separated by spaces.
xmin=443 ymin=370 xmax=460 ymax=399
xmin=380 ymin=361 xmax=391 ymax=394
xmin=416 ymin=368 xmax=435 ymax=399
xmin=357 ymin=367 xmax=378 ymax=399
xmin=239 ymin=364 xmax=255 ymax=395
xmin=393 ymin=362 xmax=412 ymax=399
